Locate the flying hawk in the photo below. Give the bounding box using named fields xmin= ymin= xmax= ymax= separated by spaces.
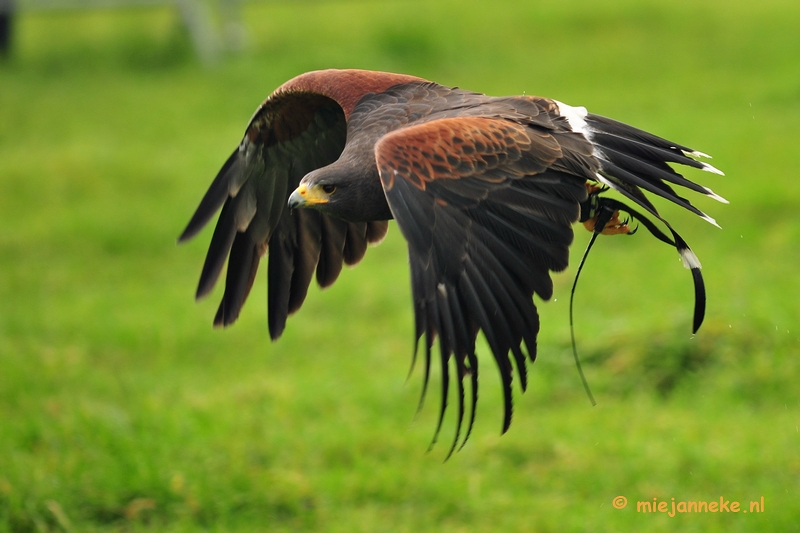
xmin=180 ymin=69 xmax=725 ymax=454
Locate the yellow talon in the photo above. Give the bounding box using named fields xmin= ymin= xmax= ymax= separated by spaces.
xmin=583 ymin=210 xmax=633 ymax=235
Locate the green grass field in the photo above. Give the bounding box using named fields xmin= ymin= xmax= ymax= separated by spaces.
xmin=1 ymin=0 xmax=799 ymax=531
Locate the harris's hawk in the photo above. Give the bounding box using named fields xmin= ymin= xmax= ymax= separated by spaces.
xmin=180 ymin=69 xmax=725 ymax=453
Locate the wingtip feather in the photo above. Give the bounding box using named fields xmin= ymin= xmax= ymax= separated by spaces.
xmin=704 ymin=187 xmax=729 ymax=204
xmin=700 ymin=213 xmax=721 ymax=228
xmin=679 ymin=247 xmax=702 ymax=270
xmin=701 ymin=162 xmax=725 ymax=176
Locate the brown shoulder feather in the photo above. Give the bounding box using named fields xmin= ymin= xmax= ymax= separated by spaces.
xmin=272 ymin=69 xmax=426 ymax=119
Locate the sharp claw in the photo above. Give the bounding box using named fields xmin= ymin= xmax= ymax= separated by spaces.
xmin=581 ymin=188 xmax=639 ymax=236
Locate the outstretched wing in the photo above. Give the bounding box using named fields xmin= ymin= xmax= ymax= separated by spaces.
xmin=179 ymin=93 xmax=388 ymax=338
xmin=375 ymin=116 xmax=589 ymax=455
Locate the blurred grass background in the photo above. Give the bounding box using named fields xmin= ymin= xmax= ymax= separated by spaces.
xmin=1 ymin=0 xmax=799 ymax=531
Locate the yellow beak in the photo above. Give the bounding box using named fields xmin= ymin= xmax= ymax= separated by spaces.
xmin=288 ymin=183 xmax=329 ymax=208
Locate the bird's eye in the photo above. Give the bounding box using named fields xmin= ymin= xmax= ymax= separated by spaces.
xmin=321 ymin=184 xmax=337 ymax=194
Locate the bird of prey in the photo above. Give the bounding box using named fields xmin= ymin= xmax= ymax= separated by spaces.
xmin=180 ymin=69 xmax=725 ymax=454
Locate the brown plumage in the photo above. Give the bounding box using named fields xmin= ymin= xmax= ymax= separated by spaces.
xmin=180 ymin=69 xmax=725 ymax=453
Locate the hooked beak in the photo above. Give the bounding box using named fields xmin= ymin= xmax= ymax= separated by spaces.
xmin=288 ymin=183 xmax=329 ymax=209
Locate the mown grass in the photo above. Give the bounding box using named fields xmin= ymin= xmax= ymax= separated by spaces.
xmin=1 ymin=0 xmax=799 ymax=531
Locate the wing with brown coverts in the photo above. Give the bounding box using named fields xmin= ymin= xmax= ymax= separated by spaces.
xmin=376 ymin=116 xmax=588 ymax=455
xmin=179 ymin=90 xmax=388 ymax=339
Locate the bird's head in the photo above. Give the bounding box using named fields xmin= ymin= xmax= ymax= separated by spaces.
xmin=287 ymin=181 xmax=337 ymax=209
xmin=287 ymin=162 xmax=393 ymax=222
xmin=287 ymin=167 xmax=347 ymax=214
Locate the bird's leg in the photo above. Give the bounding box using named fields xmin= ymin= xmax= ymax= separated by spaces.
xmin=580 ymin=183 xmax=634 ymax=236
xmin=571 ymin=186 xmax=636 ymax=407
xmin=583 ymin=210 xmax=632 ymax=235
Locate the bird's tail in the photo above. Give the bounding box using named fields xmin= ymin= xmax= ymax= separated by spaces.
xmin=585 ymin=113 xmax=726 ymax=226
xmin=576 ymin=113 xmax=725 ymax=334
